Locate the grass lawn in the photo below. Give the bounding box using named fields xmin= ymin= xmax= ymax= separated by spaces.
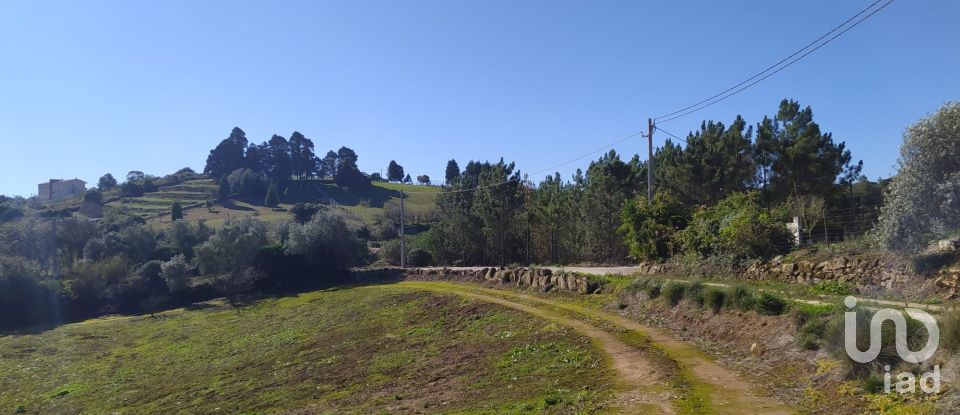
xmin=0 ymin=285 xmax=612 ymax=414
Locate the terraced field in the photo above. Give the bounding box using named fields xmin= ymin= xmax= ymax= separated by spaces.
xmin=108 ymin=179 xmax=218 ymax=220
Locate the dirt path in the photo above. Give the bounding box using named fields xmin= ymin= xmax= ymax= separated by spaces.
xmin=399 ymin=281 xmax=795 ymax=415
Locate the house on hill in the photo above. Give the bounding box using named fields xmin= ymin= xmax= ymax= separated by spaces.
xmin=37 ymin=178 xmax=86 ymax=201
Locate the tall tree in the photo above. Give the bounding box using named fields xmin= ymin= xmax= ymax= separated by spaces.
xmin=387 ymin=160 xmax=405 ymax=182
xmin=288 ymin=131 xmax=318 ymax=184
xmin=333 ymin=147 xmax=369 ymax=189
xmin=204 ymin=127 xmax=248 ymax=178
xmin=445 ymin=159 xmax=460 ymax=184
xmin=266 ymin=135 xmax=292 ymax=186
xmin=244 ymin=142 xmax=269 ymax=173
xmin=320 ymin=151 xmax=338 ymax=179
xmin=581 ymin=150 xmax=641 ymax=263
xmin=471 ymin=159 xmax=524 ymax=265
xmin=766 ymin=99 xmax=851 ymax=203
xmin=656 ymin=117 xmax=755 ymax=205
xmin=98 ymin=173 xmax=117 ymax=190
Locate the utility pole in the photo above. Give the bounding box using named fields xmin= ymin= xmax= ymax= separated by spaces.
xmin=647 ymin=118 xmax=654 ymax=202
xmin=399 ymin=190 xmax=406 ymax=269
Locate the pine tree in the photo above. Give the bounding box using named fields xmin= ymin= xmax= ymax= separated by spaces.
xmin=445 ymin=159 xmax=460 ymax=184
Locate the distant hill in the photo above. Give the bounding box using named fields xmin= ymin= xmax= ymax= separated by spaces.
xmin=13 ymin=171 xmax=439 ymax=230
xmin=142 ymin=179 xmax=439 ymax=228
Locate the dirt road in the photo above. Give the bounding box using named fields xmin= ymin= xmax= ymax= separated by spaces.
xmin=398 ymin=281 xmax=795 ymax=415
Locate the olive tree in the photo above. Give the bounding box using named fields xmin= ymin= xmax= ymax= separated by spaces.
xmin=875 ymin=103 xmax=960 ymax=252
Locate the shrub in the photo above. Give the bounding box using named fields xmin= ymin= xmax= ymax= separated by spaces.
xmin=625 ymin=277 xmax=650 ymax=295
xmin=286 ymin=210 xmax=367 ymax=270
xmin=677 ymin=192 xmax=791 ymax=259
xmin=160 ymin=254 xmax=192 ymax=293
xmin=664 ymin=282 xmax=686 ymax=306
xmin=685 ymin=281 xmax=705 ymax=306
xmin=727 ymin=285 xmax=756 ymax=311
xmin=755 ymin=292 xmax=788 ymax=315
xmin=812 ymin=281 xmax=853 ymax=296
xmin=940 ymin=307 xmax=960 ymax=352
xmin=407 ymin=249 xmax=433 ymax=267
xmin=647 ymin=283 xmax=662 ymax=299
xmin=704 ymin=288 xmax=726 ymax=314
xmin=619 ymin=193 xmax=690 ymax=260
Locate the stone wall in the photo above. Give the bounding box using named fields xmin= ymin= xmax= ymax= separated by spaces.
xmin=405 ymin=267 xmax=600 ymax=294
xmin=629 ymin=255 xmax=915 ymax=290
xmin=935 ymin=266 xmax=960 ymax=299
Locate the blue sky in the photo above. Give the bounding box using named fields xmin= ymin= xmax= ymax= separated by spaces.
xmin=2 ymin=0 xmax=957 ymax=197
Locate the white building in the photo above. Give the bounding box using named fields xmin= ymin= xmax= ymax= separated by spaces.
xmin=37 ymin=178 xmax=86 ymax=201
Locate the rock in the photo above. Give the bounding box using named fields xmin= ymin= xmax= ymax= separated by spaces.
xmin=750 ymin=342 xmax=764 ymax=356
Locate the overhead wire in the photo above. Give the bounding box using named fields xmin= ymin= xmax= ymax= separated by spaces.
xmin=654 ymin=0 xmax=894 ymax=124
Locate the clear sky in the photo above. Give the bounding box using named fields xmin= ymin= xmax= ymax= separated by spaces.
xmin=2 ymin=0 xmax=957 ymax=197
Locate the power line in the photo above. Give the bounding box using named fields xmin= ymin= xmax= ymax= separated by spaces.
xmin=653 ymin=125 xmax=688 ymax=144
xmin=654 ymin=0 xmax=894 ymax=124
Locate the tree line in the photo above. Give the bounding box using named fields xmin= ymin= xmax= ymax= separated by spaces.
xmin=416 ymin=99 xmax=883 ymax=266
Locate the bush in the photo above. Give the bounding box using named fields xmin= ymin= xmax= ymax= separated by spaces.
xmin=704 ymin=288 xmax=726 ymax=314
xmin=755 ymin=292 xmax=788 ymax=315
xmin=664 ymin=282 xmax=686 ymax=307
xmin=940 ymin=307 xmax=960 ymax=352
xmin=647 ymin=283 xmax=662 ymax=299
xmin=286 ymin=210 xmax=367 ymax=271
xmin=727 ymin=285 xmax=756 ymax=311
xmin=812 ymin=281 xmax=854 ymax=296
xmin=161 ymin=254 xmax=192 ymax=292
xmin=619 ymin=193 xmax=690 ymax=260
xmin=685 ymin=281 xmax=705 ymax=306
xmin=407 ymin=249 xmax=433 ymax=267
xmin=677 ymin=192 xmax=791 ymax=259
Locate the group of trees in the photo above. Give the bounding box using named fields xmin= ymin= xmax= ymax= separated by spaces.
xmin=204 ymin=127 xmax=370 ymax=203
xmin=422 ymin=99 xmax=878 ymax=265
xmin=387 ymin=160 xmax=430 ymax=184
xmin=0 ymin=205 xmax=367 ymax=330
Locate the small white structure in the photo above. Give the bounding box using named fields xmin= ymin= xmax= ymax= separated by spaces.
xmin=37 ymin=178 xmax=86 ymax=201
xmin=786 ymin=216 xmax=802 ymax=247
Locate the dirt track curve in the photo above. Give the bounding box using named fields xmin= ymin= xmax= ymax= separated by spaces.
xmin=398 ymin=281 xmax=795 ymax=415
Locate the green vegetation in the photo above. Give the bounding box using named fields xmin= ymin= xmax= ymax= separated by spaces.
xmin=874 ymin=102 xmax=960 ymax=252
xmin=0 ymin=286 xmax=611 ymax=414
xmin=626 ymin=277 xmax=790 ymax=317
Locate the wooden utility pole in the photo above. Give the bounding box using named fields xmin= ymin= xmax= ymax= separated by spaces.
xmin=647 ymin=118 xmax=654 ymax=202
xmin=399 ymin=190 xmax=406 ymax=269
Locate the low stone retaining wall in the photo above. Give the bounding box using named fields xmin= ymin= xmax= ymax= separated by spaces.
xmin=405 ymin=267 xmax=601 ymax=294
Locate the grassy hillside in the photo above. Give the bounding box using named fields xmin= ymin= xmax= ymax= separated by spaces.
xmin=146 ymin=181 xmax=439 ymax=227
xmin=108 ymin=178 xmax=218 ymax=220
xmin=0 ymin=285 xmax=612 ymax=414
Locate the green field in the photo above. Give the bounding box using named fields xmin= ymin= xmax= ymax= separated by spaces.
xmin=107 ymin=179 xmax=218 ymax=220
xmin=145 ymin=181 xmax=440 ymax=227
xmin=0 ymin=285 xmax=612 ymax=414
